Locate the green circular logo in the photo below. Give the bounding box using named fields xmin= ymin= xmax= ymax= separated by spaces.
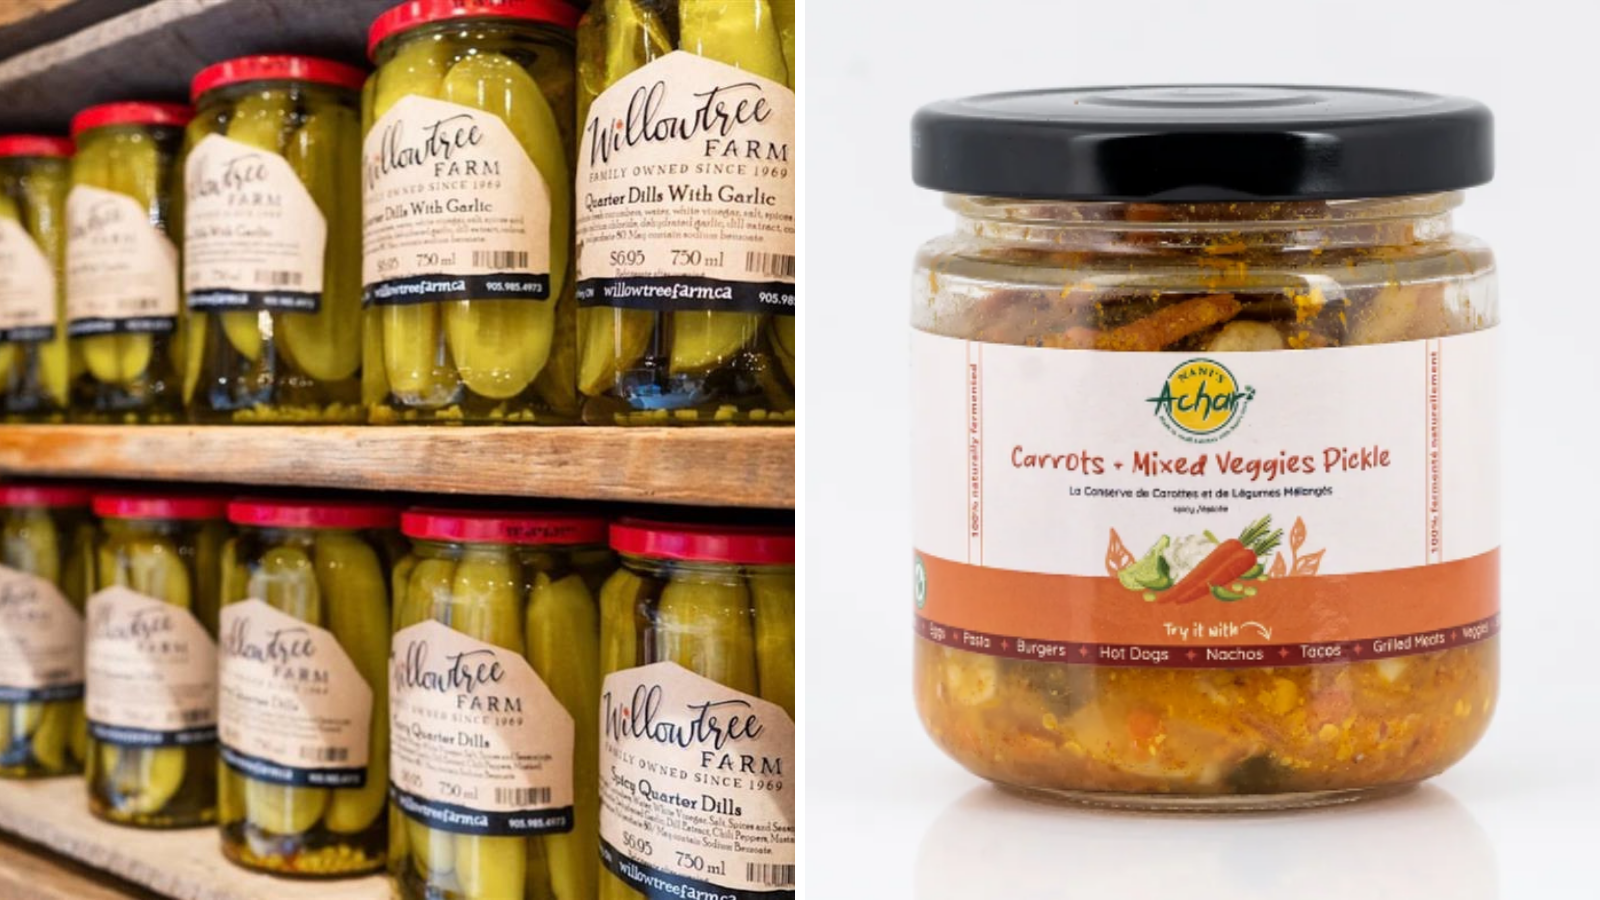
xmin=913 ymin=556 xmax=927 ymax=609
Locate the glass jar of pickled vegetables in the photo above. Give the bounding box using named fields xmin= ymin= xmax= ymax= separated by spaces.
xmin=218 ymin=498 xmax=401 ymax=876
xmin=390 ymin=508 xmax=612 ymax=900
xmin=599 ymin=519 xmax=795 ymax=898
xmin=909 ymin=86 xmax=1499 ymax=809
xmin=362 ymin=0 xmax=582 ymax=425
xmin=0 ymin=483 xmax=94 ymax=778
xmin=0 ymin=137 xmax=78 ymax=422
xmin=66 ymin=102 xmax=191 ymax=423
xmin=183 ymin=56 xmax=370 ymax=424
xmin=85 ymin=492 xmax=227 ymax=827
xmin=574 ymin=0 xmax=796 ymax=425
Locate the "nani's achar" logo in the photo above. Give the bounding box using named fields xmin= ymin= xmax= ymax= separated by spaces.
xmin=1147 ymin=358 xmax=1254 ymax=442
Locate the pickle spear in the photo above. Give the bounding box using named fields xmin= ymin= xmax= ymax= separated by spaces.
xmin=577 ymin=0 xmax=670 ymax=397
xmin=401 ymin=556 xmax=459 ymax=880
xmin=19 ymin=166 xmax=71 ymax=405
xmin=447 ymin=545 xmax=531 ymax=898
xmin=374 ymin=37 xmax=459 ymax=406
xmin=79 ymin=132 xmax=162 ymax=386
xmin=656 ymin=574 xmax=758 ymax=694
xmin=527 ymin=572 xmax=600 ymax=900
xmin=598 ymin=569 xmax=649 ymax=675
xmin=750 ymin=574 xmax=794 ymax=718
xmin=280 ymin=102 xmax=364 ymax=383
xmin=440 ymin=53 xmax=564 ymax=401
xmin=772 ymin=0 xmax=796 ymax=84
xmin=1 ymin=511 xmax=60 ymax=770
xmin=242 ymin=546 xmax=328 ymax=834
xmin=670 ymin=1 xmax=790 ymax=373
xmin=0 ymin=194 xmax=18 ymax=390
xmin=220 ymin=92 xmax=294 ymax=363
xmin=96 ymin=536 xmax=191 ymax=814
xmin=315 ymin=533 xmax=390 ymax=834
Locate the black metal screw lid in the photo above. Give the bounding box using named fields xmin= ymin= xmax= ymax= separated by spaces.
xmin=911 ymin=85 xmax=1494 ymax=202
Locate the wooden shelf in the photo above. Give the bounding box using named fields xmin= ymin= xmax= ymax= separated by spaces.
xmin=0 ymin=425 xmax=795 ymax=509
xmin=0 ymin=0 xmax=396 ymax=131
xmin=0 ymin=777 xmax=385 ymax=900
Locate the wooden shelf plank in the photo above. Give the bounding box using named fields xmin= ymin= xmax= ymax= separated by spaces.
xmin=0 ymin=0 xmax=395 ymax=131
xmin=0 ymin=777 xmax=385 ymax=900
xmin=0 ymin=425 xmax=795 ymax=509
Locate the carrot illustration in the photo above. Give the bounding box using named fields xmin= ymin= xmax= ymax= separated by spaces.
xmin=1161 ymin=516 xmax=1282 ymax=605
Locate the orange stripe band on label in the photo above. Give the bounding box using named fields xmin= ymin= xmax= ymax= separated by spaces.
xmin=914 ymin=549 xmax=1499 ymax=668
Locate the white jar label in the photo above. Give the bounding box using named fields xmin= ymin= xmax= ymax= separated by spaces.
xmin=389 ymin=619 xmax=574 ymax=835
xmin=362 ymin=94 xmax=553 ymax=307
xmin=183 ymin=134 xmax=327 ymax=314
xmin=576 ymin=51 xmax=796 ymax=316
xmin=911 ymin=330 xmax=1500 ymax=666
xmin=84 ymin=586 xmax=217 ymax=746
xmin=599 ymin=662 xmax=796 ymax=897
xmin=0 ymin=218 xmax=57 ymax=342
xmin=0 ymin=565 xmax=83 ymax=701
xmin=218 ymin=599 xmax=372 ymax=786
xmin=64 ymin=185 xmax=178 ymax=336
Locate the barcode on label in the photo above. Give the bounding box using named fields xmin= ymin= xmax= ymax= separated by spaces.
xmin=255 ymin=270 xmax=303 ymax=287
xmin=495 ymin=786 xmax=552 ymax=806
xmin=746 ymin=863 xmax=796 ymax=887
xmin=300 ymin=747 xmax=349 ymax=763
xmin=474 ymin=250 xmax=530 ymax=269
xmin=745 ymin=251 xmax=795 ymax=279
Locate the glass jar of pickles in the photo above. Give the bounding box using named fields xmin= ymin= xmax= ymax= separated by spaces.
xmin=391 ymin=508 xmax=612 ymax=900
xmin=85 ymin=492 xmax=227 ymax=827
xmin=0 ymin=484 xmax=93 ymax=779
xmin=909 ymin=86 xmax=1499 ymax=809
xmin=66 ymin=102 xmax=191 ymax=423
xmin=0 ymin=137 xmax=77 ymax=422
xmin=362 ymin=0 xmax=582 ymax=424
xmin=598 ymin=519 xmax=795 ymax=898
xmin=183 ymin=56 xmax=369 ymax=424
xmin=217 ymin=499 xmax=400 ymax=876
xmin=574 ymin=0 xmax=796 ymax=425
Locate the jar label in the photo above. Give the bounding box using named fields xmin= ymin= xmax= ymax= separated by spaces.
xmin=0 ymin=219 xmax=57 ymax=342
xmin=0 ymin=565 xmax=83 ymax=701
xmin=599 ymin=662 xmax=796 ymax=897
xmin=217 ymin=599 xmax=372 ymax=787
xmin=911 ymin=329 xmax=1501 ymax=667
xmin=361 ymin=94 xmax=553 ymax=307
xmin=575 ymin=51 xmax=796 ymax=316
xmin=84 ymin=586 xmax=217 ymax=747
xmin=389 ymin=619 xmax=574 ymax=835
xmin=64 ymin=185 xmax=178 ymax=336
xmin=183 ymin=134 xmax=327 ymax=315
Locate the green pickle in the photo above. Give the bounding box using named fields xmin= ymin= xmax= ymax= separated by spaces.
xmin=576 ymin=1 xmax=796 ymax=425
xmin=86 ymin=502 xmax=226 ymax=828
xmin=0 ymin=142 xmax=76 ymax=421
xmin=67 ymin=104 xmax=189 ymax=423
xmin=364 ymin=7 xmax=579 ymax=425
xmin=602 ymin=520 xmax=795 ymax=900
xmin=394 ymin=509 xmax=613 ymax=900
xmin=219 ymin=501 xmax=398 ymax=877
xmin=0 ymin=489 xmax=93 ymax=779
xmin=185 ymin=57 xmax=368 ymax=423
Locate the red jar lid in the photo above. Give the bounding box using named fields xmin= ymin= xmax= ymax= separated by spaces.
xmin=610 ymin=519 xmax=794 ymax=565
xmin=228 ymin=498 xmax=400 ymax=530
xmin=368 ymin=0 xmax=580 ymax=58
xmin=0 ymin=483 xmax=92 ymax=508
xmin=70 ymin=102 xmax=194 ymax=138
xmin=403 ymin=508 xmax=607 ymax=545
xmin=0 ymin=136 xmax=73 ymax=159
xmin=94 ymin=493 xmax=228 ymax=521
xmin=191 ymin=55 xmax=368 ymax=103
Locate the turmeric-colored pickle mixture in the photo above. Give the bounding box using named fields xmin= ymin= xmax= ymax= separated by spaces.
xmin=913 ymin=195 xmax=1499 ymax=805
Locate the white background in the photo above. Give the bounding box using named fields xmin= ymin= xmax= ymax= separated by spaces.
xmin=805 ymin=1 xmax=1600 ymax=897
